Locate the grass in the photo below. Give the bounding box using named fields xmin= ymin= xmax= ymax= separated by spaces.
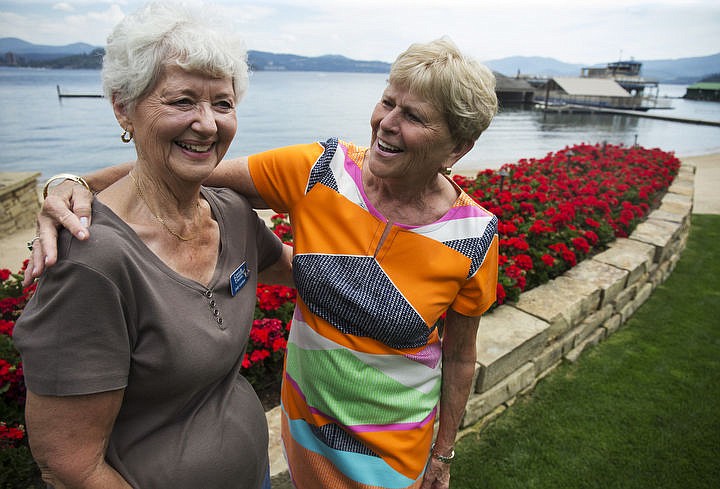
xmin=451 ymin=214 xmax=720 ymax=489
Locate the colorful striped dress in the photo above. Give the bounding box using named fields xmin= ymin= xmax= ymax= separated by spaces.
xmin=248 ymin=138 xmax=498 ymax=488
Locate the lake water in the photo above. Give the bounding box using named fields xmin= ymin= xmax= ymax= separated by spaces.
xmin=1 ymin=67 xmax=719 ymax=179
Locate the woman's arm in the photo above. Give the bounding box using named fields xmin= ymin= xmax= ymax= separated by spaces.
xmin=26 ymin=163 xmax=134 ymax=284
xmin=204 ymin=156 xmax=266 ymax=208
xmin=25 ymin=388 xmax=131 ymax=488
xmin=53 ymin=156 xmax=261 ymax=236
xmin=25 ymin=156 xmax=265 ymax=285
xmin=257 ymin=243 xmax=294 ymax=287
xmin=421 ymin=309 xmax=482 ymax=489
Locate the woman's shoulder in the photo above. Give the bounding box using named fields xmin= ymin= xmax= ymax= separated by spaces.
xmin=455 ymin=191 xmax=497 ymax=220
xmin=200 ymin=186 xmax=250 ymax=207
xmin=57 ymin=202 xmax=142 ymax=273
xmin=337 ymin=139 xmax=367 ymax=161
xmin=201 ymin=186 xmax=251 ymax=209
xmin=250 ymin=137 xmax=365 ymax=166
xmin=200 ymin=186 xmax=256 ymax=225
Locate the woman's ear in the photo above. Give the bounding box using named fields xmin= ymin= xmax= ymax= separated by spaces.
xmin=449 ymin=140 xmax=475 ymax=165
xmin=112 ymin=94 xmax=131 ymax=131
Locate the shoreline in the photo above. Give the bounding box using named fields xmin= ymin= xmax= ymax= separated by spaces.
xmin=2 ymin=152 xmax=719 ymax=272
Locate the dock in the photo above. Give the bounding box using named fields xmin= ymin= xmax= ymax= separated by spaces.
xmin=538 ymin=104 xmax=720 ymax=127
xmin=56 ymin=85 xmax=103 ymax=99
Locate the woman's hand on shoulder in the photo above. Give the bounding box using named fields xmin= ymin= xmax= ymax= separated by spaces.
xmin=24 ymin=180 xmax=93 ymax=286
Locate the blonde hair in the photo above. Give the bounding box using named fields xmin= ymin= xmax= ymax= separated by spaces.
xmin=389 ymin=37 xmax=498 ymax=144
xmin=102 ymin=1 xmax=248 ymax=108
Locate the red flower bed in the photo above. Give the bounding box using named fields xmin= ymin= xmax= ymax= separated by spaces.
xmin=453 ymin=143 xmax=679 ymax=303
xmin=244 ymin=282 xmax=296 ymax=390
xmin=0 ymin=143 xmax=680 ymax=480
xmin=0 ymin=261 xmax=36 ymax=483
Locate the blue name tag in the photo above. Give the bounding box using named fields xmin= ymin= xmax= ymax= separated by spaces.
xmin=230 ymin=262 xmax=249 ymax=297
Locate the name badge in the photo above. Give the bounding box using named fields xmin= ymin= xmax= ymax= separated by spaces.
xmin=230 ymin=262 xmax=250 ymax=297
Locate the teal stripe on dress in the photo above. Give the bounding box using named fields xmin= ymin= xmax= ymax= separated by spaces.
xmin=285 ymin=343 xmax=441 ymax=427
xmin=285 ymin=406 xmax=422 ymax=488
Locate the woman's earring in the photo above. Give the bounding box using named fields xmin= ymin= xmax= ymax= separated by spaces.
xmin=442 ymin=167 xmax=452 ymax=175
xmin=121 ymin=129 xmax=133 ymax=143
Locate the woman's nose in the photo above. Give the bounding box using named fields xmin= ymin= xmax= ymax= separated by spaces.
xmin=193 ymin=104 xmax=217 ymax=134
xmin=379 ymin=108 xmax=400 ymax=132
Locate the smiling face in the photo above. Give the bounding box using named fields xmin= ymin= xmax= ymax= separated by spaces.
xmin=114 ymin=64 xmax=237 ymax=183
xmin=366 ymin=82 xmax=468 ymax=186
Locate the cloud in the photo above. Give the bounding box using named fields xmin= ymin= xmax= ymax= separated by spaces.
xmin=0 ymin=3 xmax=129 ymax=46
xmin=1 ymin=0 xmax=717 ymax=63
xmin=53 ymin=2 xmax=75 ymax=12
xmin=63 ymin=4 xmax=126 ymax=43
xmin=206 ymin=0 xmax=720 ymax=64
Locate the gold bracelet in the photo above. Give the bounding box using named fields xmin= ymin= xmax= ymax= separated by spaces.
xmin=42 ymin=173 xmax=91 ymax=199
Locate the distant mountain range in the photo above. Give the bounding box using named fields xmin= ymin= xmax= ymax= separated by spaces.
xmin=0 ymin=37 xmax=391 ymax=74
xmin=0 ymin=37 xmax=98 ymax=61
xmin=2 ymin=37 xmax=718 ymax=84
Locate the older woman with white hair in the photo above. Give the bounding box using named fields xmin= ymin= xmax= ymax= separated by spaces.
xmin=31 ymin=37 xmax=499 ymax=488
xmin=13 ymin=2 xmax=291 ymax=488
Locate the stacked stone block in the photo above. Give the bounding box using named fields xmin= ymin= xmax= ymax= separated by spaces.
xmin=0 ymin=172 xmax=41 ymax=237
xmin=463 ymin=162 xmax=695 ymax=428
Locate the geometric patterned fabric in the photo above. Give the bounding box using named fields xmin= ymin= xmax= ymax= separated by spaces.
xmin=294 ymin=254 xmax=432 ymax=349
xmin=248 ymin=138 xmax=499 ymax=488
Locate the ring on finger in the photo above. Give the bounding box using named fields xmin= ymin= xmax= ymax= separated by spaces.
xmin=27 ymin=236 xmax=40 ymax=252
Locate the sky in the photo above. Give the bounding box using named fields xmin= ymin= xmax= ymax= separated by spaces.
xmin=0 ymin=0 xmax=718 ymax=65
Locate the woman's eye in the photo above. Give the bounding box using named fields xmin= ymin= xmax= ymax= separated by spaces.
xmin=215 ymin=100 xmax=234 ymax=110
xmin=172 ymin=98 xmax=193 ymax=107
xmin=406 ymin=112 xmax=421 ymax=123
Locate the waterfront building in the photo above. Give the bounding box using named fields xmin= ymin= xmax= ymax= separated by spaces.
xmin=684 ymin=82 xmax=720 ymax=102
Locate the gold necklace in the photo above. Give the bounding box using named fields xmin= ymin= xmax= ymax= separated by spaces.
xmin=129 ymin=171 xmax=199 ymax=241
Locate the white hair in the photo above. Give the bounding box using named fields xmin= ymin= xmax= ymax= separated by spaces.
xmin=102 ymin=1 xmax=248 ymax=108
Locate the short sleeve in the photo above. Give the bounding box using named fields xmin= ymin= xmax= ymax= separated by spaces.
xmin=253 ymin=211 xmax=284 ymax=272
xmin=14 ymin=260 xmax=131 ymax=396
xmin=451 ymin=234 xmax=499 ymax=317
xmin=248 ymin=142 xmax=326 ymax=213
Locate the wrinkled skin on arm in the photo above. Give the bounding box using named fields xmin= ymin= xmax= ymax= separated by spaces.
xmin=420 ymin=309 xmax=481 ymax=489
xmin=25 ymin=389 xmax=131 ymax=488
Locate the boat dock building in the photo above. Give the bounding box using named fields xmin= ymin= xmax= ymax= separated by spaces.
xmin=684 ymin=82 xmax=720 ymax=102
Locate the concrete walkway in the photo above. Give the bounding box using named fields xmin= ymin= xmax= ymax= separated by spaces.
xmin=686 ymin=153 xmax=720 ymax=214
xmin=0 ymin=226 xmax=35 ymax=272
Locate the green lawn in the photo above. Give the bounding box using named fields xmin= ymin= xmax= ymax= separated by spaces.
xmin=452 ymin=214 xmax=720 ymax=489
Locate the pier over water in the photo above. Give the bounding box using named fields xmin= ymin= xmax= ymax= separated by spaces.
xmin=539 ymin=104 xmax=720 ymax=127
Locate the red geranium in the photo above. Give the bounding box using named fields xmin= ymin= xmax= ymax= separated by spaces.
xmin=0 ymin=422 xmax=26 ymax=449
xmin=0 ymin=319 xmax=14 ymax=336
xmin=456 ymin=143 xmax=679 ymax=302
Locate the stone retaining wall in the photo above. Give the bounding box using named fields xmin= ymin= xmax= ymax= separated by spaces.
xmin=464 ymin=162 xmax=694 ymax=428
xmin=268 ymin=162 xmax=696 ymax=485
xmin=0 ymin=172 xmax=41 ymax=237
